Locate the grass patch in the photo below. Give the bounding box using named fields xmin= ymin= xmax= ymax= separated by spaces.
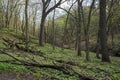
xmin=0 ymin=62 xmax=28 ymax=72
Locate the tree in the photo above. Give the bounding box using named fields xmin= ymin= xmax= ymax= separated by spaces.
xmin=0 ymin=0 xmax=4 ymax=29
xmin=106 ymin=0 xmax=120 ymax=48
xmin=81 ymin=0 xmax=95 ymax=61
xmin=25 ymin=0 xmax=29 ymax=50
xmin=77 ymin=0 xmax=83 ymax=56
xmin=32 ymin=5 xmax=38 ymax=36
xmin=52 ymin=3 xmax=56 ymax=50
xmin=5 ymin=0 xmax=20 ymax=29
xmin=99 ymin=0 xmax=110 ymax=62
xmin=39 ymin=0 xmax=64 ymax=46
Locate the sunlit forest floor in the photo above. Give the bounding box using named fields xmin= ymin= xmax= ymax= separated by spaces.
xmin=0 ymin=28 xmax=120 ymax=80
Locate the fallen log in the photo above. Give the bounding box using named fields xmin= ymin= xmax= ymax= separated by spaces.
xmin=0 ymin=50 xmax=68 ymax=73
xmin=55 ymin=60 xmax=87 ymax=69
xmin=2 ymin=38 xmax=43 ymax=56
xmin=15 ymin=44 xmax=43 ymax=56
xmin=0 ymin=60 xmax=95 ymax=80
xmin=0 ymin=50 xmax=95 ymax=80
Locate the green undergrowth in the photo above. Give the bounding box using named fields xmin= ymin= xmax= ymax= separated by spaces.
xmin=0 ymin=45 xmax=120 ymax=79
xmin=33 ymin=68 xmax=79 ymax=80
xmin=0 ymin=62 xmax=28 ymax=72
xmin=0 ymin=28 xmax=120 ymax=80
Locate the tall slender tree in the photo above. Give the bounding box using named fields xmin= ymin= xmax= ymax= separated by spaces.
xmin=77 ymin=0 xmax=83 ymax=56
xmin=52 ymin=3 xmax=56 ymax=50
xmin=25 ymin=0 xmax=29 ymax=50
xmin=32 ymin=5 xmax=38 ymax=36
xmin=83 ymin=0 xmax=95 ymax=61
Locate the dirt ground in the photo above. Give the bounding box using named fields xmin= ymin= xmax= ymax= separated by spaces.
xmin=0 ymin=71 xmax=35 ymax=80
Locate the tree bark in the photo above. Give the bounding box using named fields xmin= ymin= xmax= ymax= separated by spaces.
xmin=99 ymin=0 xmax=110 ymax=62
xmin=52 ymin=8 xmax=56 ymax=50
xmin=25 ymin=0 xmax=29 ymax=50
xmin=77 ymin=0 xmax=83 ymax=56
xmin=39 ymin=10 xmax=46 ymax=46
xmin=96 ymin=31 xmax=101 ymax=59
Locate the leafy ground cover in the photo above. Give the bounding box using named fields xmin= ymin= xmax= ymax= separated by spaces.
xmin=0 ymin=28 xmax=120 ymax=80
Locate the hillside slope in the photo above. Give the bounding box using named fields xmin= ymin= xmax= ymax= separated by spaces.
xmin=0 ymin=28 xmax=120 ymax=80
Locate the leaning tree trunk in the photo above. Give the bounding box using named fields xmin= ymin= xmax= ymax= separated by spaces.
xmin=99 ymin=0 xmax=110 ymax=62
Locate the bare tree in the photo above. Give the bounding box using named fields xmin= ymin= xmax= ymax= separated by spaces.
xmin=39 ymin=0 xmax=65 ymax=46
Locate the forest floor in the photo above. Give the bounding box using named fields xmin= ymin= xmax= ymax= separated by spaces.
xmin=0 ymin=28 xmax=120 ymax=80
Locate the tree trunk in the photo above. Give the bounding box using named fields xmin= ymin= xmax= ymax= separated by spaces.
xmin=33 ymin=15 xmax=36 ymax=36
xmin=84 ymin=0 xmax=95 ymax=61
xmin=52 ymin=8 xmax=56 ymax=50
xmin=85 ymin=33 xmax=90 ymax=61
xmin=111 ymin=30 xmax=114 ymax=48
xmin=32 ymin=6 xmax=37 ymax=36
xmin=99 ymin=0 xmax=110 ymax=62
xmin=77 ymin=0 xmax=82 ymax=56
xmin=25 ymin=0 xmax=29 ymax=50
xmin=39 ymin=0 xmax=63 ymax=46
xmin=32 ymin=13 xmax=36 ymax=36
xmin=5 ymin=0 xmax=9 ymax=28
xmin=96 ymin=31 xmax=100 ymax=59
xmin=39 ymin=11 xmax=46 ymax=46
